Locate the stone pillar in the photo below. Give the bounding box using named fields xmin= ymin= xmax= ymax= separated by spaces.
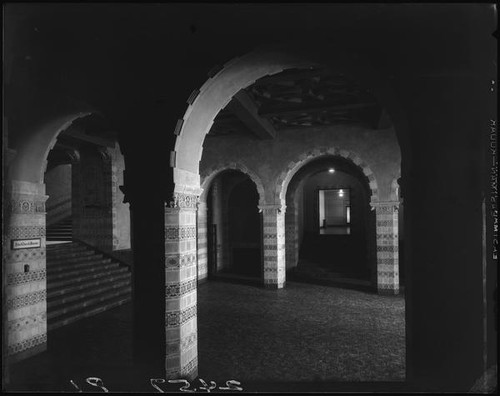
xmin=197 ymin=202 xmax=208 ymax=282
xmin=260 ymin=204 xmax=286 ymax=289
xmin=4 ymin=181 xmax=48 ymax=362
xmin=164 ymin=192 xmax=198 ymax=380
xmin=285 ymin=204 xmax=299 ymax=270
xmin=372 ymin=201 xmax=399 ymax=295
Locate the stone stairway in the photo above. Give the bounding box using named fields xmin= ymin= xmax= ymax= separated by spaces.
xmin=46 ymin=218 xmax=73 ymax=242
xmin=46 ymin=242 xmax=132 ymax=331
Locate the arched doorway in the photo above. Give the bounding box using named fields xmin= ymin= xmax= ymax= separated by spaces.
xmin=4 ymin=111 xmax=132 ymax=363
xmin=200 ymin=169 xmax=264 ymax=285
xmin=285 ymin=155 xmax=376 ymax=291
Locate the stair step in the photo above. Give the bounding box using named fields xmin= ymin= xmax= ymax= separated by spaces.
xmin=47 ymin=260 xmax=116 ymax=280
xmin=47 ymin=267 xmax=130 ymax=291
xmin=48 ymin=286 xmax=132 ymax=320
xmin=47 ymin=294 xmax=132 ymax=331
xmin=47 ymin=252 xmax=103 ymax=265
xmin=47 ymin=278 xmax=131 ymax=307
xmin=45 ymin=239 xmax=132 ymax=332
xmin=47 ymin=257 xmax=114 ymax=273
xmin=47 ymin=271 xmax=131 ymax=299
xmin=47 ymin=241 xmax=78 ymax=247
xmin=46 ymin=245 xmax=89 ymax=254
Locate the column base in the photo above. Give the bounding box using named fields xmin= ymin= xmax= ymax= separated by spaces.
xmin=264 ymin=282 xmax=285 ymax=290
xmin=377 ymin=287 xmax=400 ymax=296
xmin=9 ymin=342 xmax=47 ymax=364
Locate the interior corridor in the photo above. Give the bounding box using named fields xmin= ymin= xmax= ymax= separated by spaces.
xmin=8 ymin=281 xmax=405 ymax=392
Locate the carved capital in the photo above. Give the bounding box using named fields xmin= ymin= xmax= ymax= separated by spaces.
xmin=370 ymin=200 xmax=400 ymax=212
xmin=258 ymin=203 xmax=286 ymax=214
xmin=97 ymin=147 xmax=112 ymax=162
xmin=167 ymin=192 xmax=200 ymax=209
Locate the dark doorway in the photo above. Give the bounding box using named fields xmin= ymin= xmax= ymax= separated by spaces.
xmin=206 ymin=170 xmax=262 ymax=284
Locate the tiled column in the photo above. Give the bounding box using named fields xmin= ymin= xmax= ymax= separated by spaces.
xmin=260 ymin=204 xmax=286 ymax=289
xmin=4 ymin=180 xmax=49 ymax=362
xmin=164 ymin=193 xmax=198 ymax=380
xmin=372 ymin=201 xmax=400 ymax=295
xmin=197 ymin=202 xmax=208 ymax=282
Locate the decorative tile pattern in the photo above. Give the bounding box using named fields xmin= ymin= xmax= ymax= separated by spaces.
xmin=8 ymin=333 xmax=47 ymax=356
xmin=6 ymin=182 xmax=48 ymax=362
xmin=165 ymin=279 xmax=197 ymax=297
xmin=7 ymin=290 xmax=46 ymax=310
xmin=5 ymin=248 xmax=45 ymax=263
xmin=9 ymin=199 xmax=46 ymax=214
xmin=260 ymin=204 xmax=286 ymax=288
xmin=371 ymin=201 xmax=399 ymax=295
xmin=165 ymin=226 xmax=197 ymax=240
xmin=164 ymin=204 xmax=199 ymax=379
xmin=7 ymin=270 xmax=46 ymax=285
xmin=8 ymin=226 xmax=45 ymax=239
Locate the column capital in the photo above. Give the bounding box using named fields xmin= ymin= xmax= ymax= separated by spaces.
xmin=370 ymin=200 xmax=400 ymax=211
xmin=258 ymin=203 xmax=286 ymax=214
xmin=166 ymin=191 xmax=200 ymax=210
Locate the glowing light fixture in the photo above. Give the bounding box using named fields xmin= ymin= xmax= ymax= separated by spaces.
xmin=328 ymin=168 xmax=335 ymax=173
xmin=339 ymin=189 xmax=344 ymax=197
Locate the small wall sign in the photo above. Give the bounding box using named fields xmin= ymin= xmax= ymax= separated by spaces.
xmin=11 ymin=238 xmax=41 ymax=250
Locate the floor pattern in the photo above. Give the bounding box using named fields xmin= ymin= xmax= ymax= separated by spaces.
xmin=6 ymin=281 xmax=405 ymax=392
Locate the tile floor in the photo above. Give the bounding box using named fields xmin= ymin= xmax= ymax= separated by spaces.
xmin=6 ymin=280 xmax=405 ymax=393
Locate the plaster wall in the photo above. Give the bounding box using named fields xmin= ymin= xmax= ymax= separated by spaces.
xmin=109 ymin=145 xmax=131 ymax=250
xmin=200 ymin=125 xmax=400 ymax=203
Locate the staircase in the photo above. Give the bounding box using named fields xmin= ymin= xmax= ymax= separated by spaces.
xmin=46 ymin=241 xmax=132 ymax=331
xmin=46 ymin=218 xmax=72 ymax=242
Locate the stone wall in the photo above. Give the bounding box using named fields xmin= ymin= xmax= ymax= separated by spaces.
xmin=44 ymin=164 xmax=71 ymax=226
xmin=200 ymin=125 xmax=401 ymax=203
xmin=72 ymin=144 xmax=130 ymax=252
xmin=72 ymin=148 xmax=114 ymax=251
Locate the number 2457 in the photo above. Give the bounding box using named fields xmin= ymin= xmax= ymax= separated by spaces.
xmin=151 ymin=378 xmax=243 ymax=393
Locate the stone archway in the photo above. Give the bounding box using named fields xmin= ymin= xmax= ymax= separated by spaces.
xmin=275 ymin=148 xmax=381 ymax=291
xmin=4 ymin=111 xmax=95 ymax=363
xmin=166 ymin=44 xmax=406 ymax=379
xmin=198 ymin=163 xmax=265 ymax=282
xmin=275 ymin=146 xmax=380 ymax=206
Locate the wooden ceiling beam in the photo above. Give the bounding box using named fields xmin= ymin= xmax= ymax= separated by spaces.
xmin=63 ymin=126 xmax=116 ymax=148
xmin=259 ymin=102 xmax=379 ymax=118
xmin=252 ymin=68 xmax=332 ymax=86
xmin=227 ymin=90 xmax=277 ymax=140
